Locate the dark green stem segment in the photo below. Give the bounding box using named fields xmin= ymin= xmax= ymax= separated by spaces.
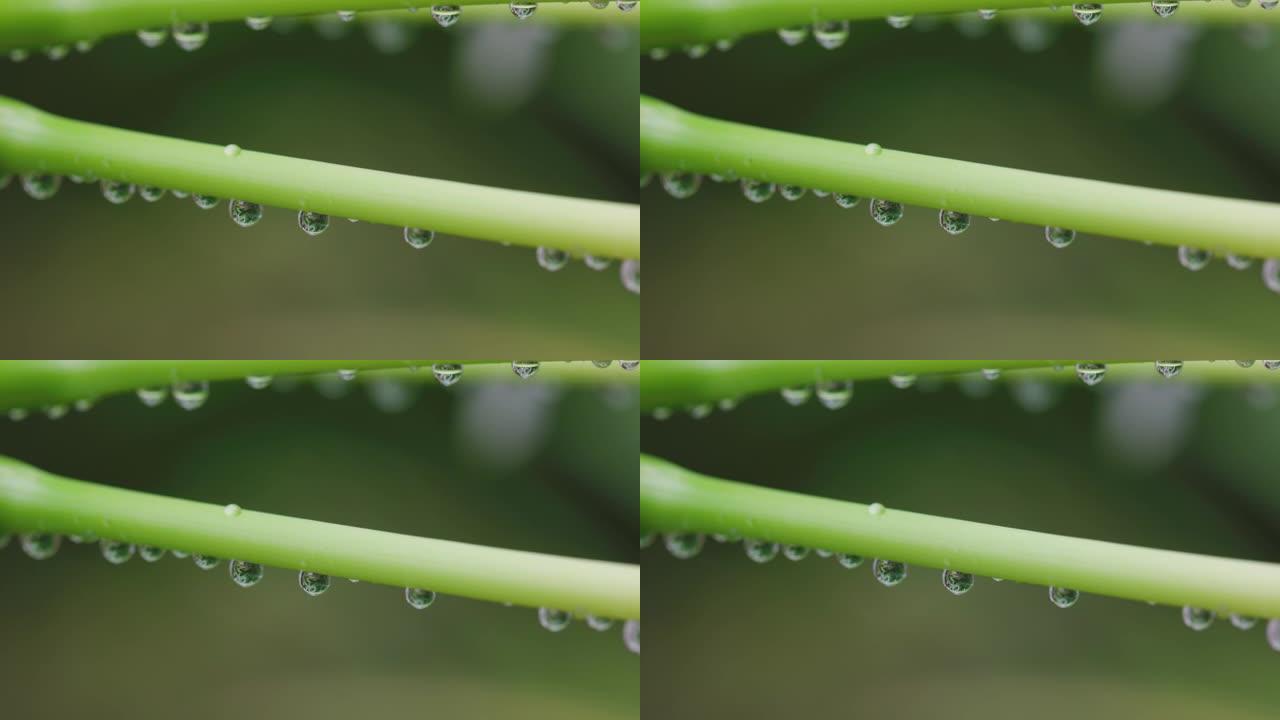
xmin=641 ymin=454 xmax=1280 ymax=618
xmin=0 ymin=96 xmax=639 ymax=258
xmin=640 ymin=95 xmax=1280 ymax=254
xmin=0 ymin=455 xmax=640 ymax=619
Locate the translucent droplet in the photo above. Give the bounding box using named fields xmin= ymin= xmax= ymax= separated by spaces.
xmin=777 ymin=26 xmax=809 ymax=46
xmin=813 ymin=20 xmax=850 ymax=49
xmin=336 ymin=368 xmax=358 ymax=381
xmin=981 ymin=368 xmax=1001 ymax=380
xmin=1268 ymin=619 xmax=1280 ymax=650
xmin=100 ymin=539 xmax=135 ymax=564
xmin=1049 ymin=586 xmax=1079 ymax=608
xmin=592 ymin=361 xmax=613 ymax=368
xmin=1178 ymin=246 xmax=1211 ymax=271
xmin=139 ymin=545 xmax=165 ymax=562
xmin=193 ymin=194 xmax=220 ymax=209
xmin=1229 ymin=614 xmax=1257 ymax=630
xmin=43 ymin=405 xmax=68 ymax=420
xmin=782 ymin=544 xmax=810 ymax=561
xmin=865 ymin=143 xmax=883 ymax=156
xmin=172 ymin=190 xmax=189 ymax=198
xmin=873 ymin=559 xmax=908 ymax=586
xmin=815 ymin=380 xmax=852 ymax=410
xmin=230 ymin=559 xmax=264 ymax=587
xmin=1224 ymin=253 xmax=1253 ymax=270
xmin=648 ymin=48 xmax=669 ymax=61
xmin=584 ymin=255 xmax=612 ymax=271
xmin=744 ymin=538 xmax=779 ymax=563
xmin=431 ymin=5 xmax=461 ymax=26
xmin=868 ymin=502 xmax=885 ymax=516
xmin=8 ymin=408 xmax=28 ymax=421
xmin=886 ymin=15 xmax=913 ymax=28
xmin=664 ymin=532 xmax=704 ymax=559
xmin=661 ymin=171 xmax=701 ymax=199
xmin=512 ymin=361 xmax=540 ymax=379
xmin=1265 ymin=361 xmax=1280 ymax=370
xmin=298 ymin=210 xmax=330 ymax=235
xmin=589 ymin=0 xmax=610 ymax=7
xmin=432 ymin=363 xmax=463 ymax=387
xmin=538 ymin=607 xmax=571 ymax=631
xmin=834 ymin=193 xmax=862 ymax=209
xmin=1154 ymin=360 xmax=1183 ymax=378
xmin=21 ymin=533 xmax=60 ymax=560
xmin=1237 ymin=360 xmax=1256 ymax=368
xmin=137 ymin=185 xmax=165 ymax=202
xmin=620 ymin=361 xmax=640 ymax=371
xmin=684 ymin=44 xmax=709 ymax=59
xmin=586 ymin=615 xmax=614 ymax=631
xmin=1264 ymin=259 xmax=1280 ymax=294
xmin=298 ymin=571 xmax=331 ymax=596
xmin=100 ymin=180 xmax=135 ymax=204
xmin=136 ymin=386 xmax=168 ymax=407
xmin=942 ymin=569 xmax=975 ymax=595
xmin=620 ymin=259 xmax=640 ymax=294
xmin=246 ymin=375 xmax=273 ymax=389
xmin=978 ymin=8 xmax=998 ymax=19
xmin=246 ymin=16 xmax=273 ymax=30
xmin=172 ymin=21 xmax=209 ymax=51
xmin=337 ymin=10 xmax=357 ymax=21
xmin=536 ymin=247 xmax=570 ymax=271
xmin=1263 ymin=0 xmax=1279 ymax=9
xmin=869 ymin=199 xmax=904 ymax=226
xmin=193 ymin=554 xmax=220 ymax=570
xmin=687 ymin=403 xmax=712 ymax=419
xmin=741 ymin=179 xmax=776 ymax=203
xmin=227 ymin=199 xmax=263 ymax=227
xmin=405 ymin=587 xmax=437 ymax=609
xmin=171 ymin=550 xmax=190 ymax=559
xmin=1233 ymin=0 xmax=1251 ymax=6
xmin=223 ymin=503 xmax=242 ymax=517
xmin=780 ymin=385 xmax=811 ymax=406
xmin=44 ymin=45 xmax=69 ymax=61
xmin=1182 ymin=606 xmax=1214 ymax=631
xmin=1044 ymin=226 xmax=1076 ymax=248
xmin=837 ymin=553 xmax=864 ymax=569
xmin=403 ymin=227 xmax=435 ymax=249
xmin=223 ymin=144 xmax=242 ymax=158
xmin=21 ymin=173 xmax=61 ymax=200
xmin=618 ymin=0 xmax=638 ymax=10
xmin=172 ymin=380 xmax=209 ymax=410
xmin=1075 ymin=362 xmax=1107 ymax=386
xmin=889 ymin=374 xmax=917 ymax=389
xmin=938 ymin=209 xmax=971 ymax=235
xmin=510 ymin=2 xmax=538 ymax=18
xmin=137 ymin=27 xmax=168 ymax=47
xmin=1072 ymin=3 xmax=1102 ymax=24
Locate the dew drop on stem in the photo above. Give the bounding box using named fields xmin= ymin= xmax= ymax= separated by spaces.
xmin=1154 ymin=360 xmax=1183 ymax=378
xmin=978 ymin=8 xmax=998 ymax=19
xmin=813 ymin=20 xmax=850 ymax=50
xmin=405 ymin=587 xmax=437 ymax=609
xmin=620 ymin=361 xmax=640 ymax=370
xmin=687 ymin=404 xmax=712 ymax=419
xmin=229 ymin=199 xmax=263 ymax=227
xmin=537 ymin=247 xmax=569 ymax=271
xmin=1075 ymin=362 xmax=1107 ymax=386
xmin=981 ymin=368 xmax=1001 ymax=380
xmin=173 ymin=380 xmax=209 ymax=410
xmin=1178 ymin=246 xmax=1211 ymax=271
xmin=618 ymin=0 xmax=638 ymax=11
xmin=139 ymin=545 xmax=165 ymax=562
xmin=741 ymin=179 xmax=776 ymax=203
xmin=229 ymin=560 xmax=264 ymax=587
xmin=1229 ymin=614 xmax=1257 ymax=630
xmin=586 ymin=615 xmax=614 ymax=631
xmin=942 ymin=569 xmax=975 ymax=595
xmin=431 ymin=5 xmax=461 ymax=27
xmin=592 ymin=361 xmax=613 ymax=369
xmin=139 ymin=185 xmax=166 ymax=202
xmin=779 ymin=185 xmax=807 ymax=201
xmin=1044 ymin=227 xmax=1076 ymax=248
xmin=1182 ymin=606 xmax=1214 ymax=631
xmin=777 ymin=26 xmax=809 ymax=46
xmin=44 ymin=45 xmax=69 ymax=61
xmin=1225 ymin=254 xmax=1253 ymax=270
xmin=223 ymin=503 xmax=242 ymax=517
xmin=404 ymin=227 xmax=435 ymax=249
xmin=1236 ymin=360 xmax=1256 ymax=368
xmin=1072 ymin=3 xmax=1103 ymax=25
xmin=938 ymin=209 xmax=971 ymax=235
xmin=246 ymin=375 xmax=273 ymax=389
xmin=509 ymin=2 xmax=538 ymax=19
xmin=782 ymin=544 xmax=810 ymax=561
xmin=661 ymin=172 xmax=701 ymax=199
xmin=193 ymin=554 xmax=220 ymax=569
xmin=873 ymin=559 xmax=908 ymax=586
xmin=299 ymin=571 xmax=331 ymax=596
xmin=1049 ymin=586 xmax=1079 ymax=608
xmin=886 ymin=15 xmax=913 ymax=28
xmin=837 ymin=553 xmax=864 ymax=569
xmin=511 ymin=361 xmax=540 ymax=379
xmin=137 ymin=27 xmax=168 ymax=47
xmin=584 ymin=255 xmax=612 ymax=271
xmin=101 ymin=180 xmax=135 ymax=204
xmin=889 ymin=374 xmax=917 ymax=389
xmin=193 ymin=194 xmax=220 ymax=209
xmin=780 ymin=385 xmax=811 ymax=406
xmin=867 ymin=502 xmax=885 ymax=516
xmin=869 ymin=199 xmax=903 ymax=226
xmin=21 ymin=533 xmax=60 ymax=560
xmin=621 ymin=259 xmax=640 ymax=294
xmin=744 ymin=538 xmax=779 ymax=563
xmin=100 ymin=539 xmax=135 ymax=564
xmin=589 ymin=0 xmax=610 ymax=7
xmin=246 ymin=16 xmax=273 ymax=30
xmin=815 ymin=380 xmax=852 ymax=409
xmin=623 ymin=619 xmax=639 ymax=654
xmin=298 ymin=211 xmax=330 ymax=236
xmin=538 ymin=607 xmax=571 ymax=631
xmin=1151 ymin=0 xmax=1179 ymax=17
xmin=136 ymin=386 xmax=168 ymax=407
xmin=663 ymin=532 xmax=705 ymax=559
xmin=834 ymin=193 xmax=861 ymax=209
xmin=173 ymin=21 xmax=209 ymax=51
xmin=21 ymin=174 xmax=60 ymax=200
xmin=432 ymin=363 xmax=463 ymax=387
xmin=337 ymin=10 xmax=357 ymax=21
xmin=1263 ymin=259 xmax=1280 ymax=294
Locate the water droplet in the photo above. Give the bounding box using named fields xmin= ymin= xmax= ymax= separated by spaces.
xmin=193 ymin=554 xmax=220 ymax=569
xmin=172 ymin=190 xmax=189 ymax=198
xmin=938 ymin=209 xmax=971 ymax=235
xmin=1182 ymin=606 xmax=1214 ymax=630
xmin=777 ymin=26 xmax=809 ymax=46
xmin=138 ymin=185 xmax=166 ymax=202
xmin=873 ymin=559 xmax=907 ymax=586
xmin=229 ymin=559 xmax=264 ymax=587
xmin=981 ymin=368 xmax=1001 ymax=380
xmin=867 ymin=502 xmax=885 ymax=516
xmin=402 ymin=227 xmax=435 ymax=249
xmin=865 ymin=142 xmax=883 ymax=156
xmin=1154 ymin=360 xmax=1183 ymax=378
xmin=536 ymin=247 xmax=570 ymax=271
xmin=337 ymin=10 xmax=357 ymax=21
xmin=1268 ymin=619 xmax=1280 ymax=650
xmin=782 ymin=544 xmax=810 ymax=561
xmin=618 ymin=0 xmax=638 ymax=10
xmin=538 ymin=607 xmax=571 ymax=631
xmin=246 ymin=16 xmax=273 ymax=30
xmin=21 ymin=173 xmax=61 ymax=200
xmin=592 ymin=361 xmax=613 ymax=368
xmin=869 ymin=199 xmax=904 ymax=226
xmin=172 ymin=21 xmax=209 ymax=51
xmin=21 ymin=533 xmax=60 ymax=560
xmin=687 ymin=403 xmax=712 ymax=419
xmin=1265 ymin=361 xmax=1280 ymax=370
xmin=405 ymin=587 xmax=437 ymax=609
xmin=222 ymin=144 xmax=243 ymax=158
xmin=589 ymin=0 xmax=610 ymax=7
xmin=778 ymin=185 xmax=807 ymax=202
xmin=228 ymin=199 xmax=263 ymax=227
xmin=886 ymin=15 xmax=913 ymax=28
xmin=43 ymin=405 xmax=68 ymax=420
xmin=100 ymin=539 xmax=135 ymax=564
xmin=664 ymin=532 xmax=704 ymax=559
xmin=1230 ymin=614 xmax=1257 ymax=630
xmin=1151 ymin=0 xmax=1179 ymax=15
xmin=813 ymin=20 xmax=850 ymax=49
xmin=171 ymin=550 xmax=190 ymax=558
xmin=137 ymin=27 xmax=168 ymax=47
xmin=510 ymin=1 xmax=538 ymax=18
xmin=942 ymin=569 xmax=974 ymax=595
xmin=298 ymin=210 xmax=330 ymax=235
xmin=889 ymin=374 xmax=917 ymax=389
xmin=586 ymin=615 xmax=614 ymax=630
xmin=8 ymin=408 xmax=28 ymax=421
xmin=298 ymin=571 xmax=331 ymax=596
xmin=816 ymin=380 xmax=853 ymax=409
xmin=1264 ymin=259 xmax=1280 ymax=294
xmin=1072 ymin=3 xmax=1102 ymax=24
xmin=744 ymin=538 xmax=779 ymax=563
xmin=246 ymin=375 xmax=273 ymax=389
xmin=431 ymin=5 xmax=461 ymax=26
xmin=44 ymin=45 xmax=69 ymax=60
xmin=620 ymin=259 xmax=640 ymax=294
xmin=1075 ymin=362 xmax=1107 ymax=386
xmin=1237 ymin=360 xmax=1256 ymax=368
xmin=780 ymin=385 xmax=812 ymax=406
xmin=193 ymin=194 xmax=220 ymax=209
xmin=584 ymin=254 xmax=612 ymax=271
xmin=684 ymin=44 xmax=710 ymax=59
xmin=139 ymin=545 xmax=165 ymax=562
xmin=223 ymin=503 xmax=242 ymax=517
xmin=978 ymin=8 xmax=998 ymax=18
xmin=1221 ymin=253 xmax=1253 ymax=271
xmin=1178 ymin=246 xmax=1211 ymax=271
xmin=1233 ymin=0 xmax=1251 ymax=6
xmin=648 ymin=48 xmax=669 ymax=61
xmin=100 ymin=179 xmax=135 ymax=204
xmin=1049 ymin=586 xmax=1079 ymax=608
xmin=173 ymin=380 xmax=209 ymax=410
xmin=336 ymin=368 xmax=358 ymax=381
xmin=1263 ymin=0 xmax=1278 ymax=8
xmin=837 ymin=553 xmax=864 ymax=568
xmin=741 ymin=179 xmax=776 ymax=203
xmin=834 ymin=193 xmax=862 ymax=209
xmin=620 ymin=361 xmax=640 ymax=371
xmin=661 ymin=171 xmax=701 ymax=199
xmin=432 ymin=363 xmax=463 ymax=387
xmin=136 ymin=386 xmax=168 ymax=407
xmin=512 ymin=361 xmax=540 ymax=379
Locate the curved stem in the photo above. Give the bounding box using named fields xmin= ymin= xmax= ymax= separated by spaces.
xmin=640 ymin=454 xmax=1280 ymax=618
xmin=640 ymin=95 xmax=1280 ymax=254
xmin=0 ymin=97 xmax=640 ymax=259
xmin=0 ymin=455 xmax=640 ymax=618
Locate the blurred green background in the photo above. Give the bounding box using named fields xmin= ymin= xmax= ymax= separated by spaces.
xmin=642 ymin=372 xmax=1280 ymax=719
xmin=0 ymin=370 xmax=638 ymax=719
xmin=641 ymin=20 xmax=1280 ymax=356
xmin=0 ymin=16 xmax=638 ymax=357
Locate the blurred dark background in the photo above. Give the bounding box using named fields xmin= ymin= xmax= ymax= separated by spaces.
xmin=642 ymin=373 xmax=1280 ymax=719
xmin=641 ymin=19 xmax=1280 ymax=357
xmin=0 ymin=371 xmax=638 ymax=719
xmin=0 ymin=15 xmax=638 ymax=357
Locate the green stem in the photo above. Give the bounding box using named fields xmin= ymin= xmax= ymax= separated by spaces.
xmin=640 ymin=454 xmax=1280 ymax=618
xmin=0 ymin=96 xmax=639 ymax=259
xmin=0 ymin=455 xmax=639 ymax=618
xmin=640 ymin=0 xmax=1273 ymax=48
xmin=640 ymin=95 xmax=1280 ymax=254
xmin=0 ymin=359 xmax=637 ymax=411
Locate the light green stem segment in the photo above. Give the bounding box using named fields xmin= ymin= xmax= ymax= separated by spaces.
xmin=0 ymin=455 xmax=640 ymax=619
xmin=0 ymin=359 xmax=637 ymax=411
xmin=0 ymin=96 xmax=639 ymax=259
xmin=641 ymin=454 xmax=1280 ymax=618
xmin=0 ymin=0 xmax=625 ymax=49
xmin=639 ymin=0 xmax=1274 ymax=48
xmin=640 ymin=95 xmax=1280 ymax=254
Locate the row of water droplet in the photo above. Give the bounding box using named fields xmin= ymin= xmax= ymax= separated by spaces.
xmin=644 ymin=531 xmax=1280 ymax=650
xmin=2 ymin=532 xmax=637 ymax=653
xmin=1 ymin=174 xmax=638 ymax=293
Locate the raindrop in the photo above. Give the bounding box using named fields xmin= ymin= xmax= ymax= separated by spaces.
xmin=1268 ymin=619 xmax=1280 ymax=651
xmin=246 ymin=16 xmax=273 ymax=30
xmin=223 ymin=144 xmax=241 ymax=157
xmin=100 ymin=539 xmax=135 ymax=564
xmin=865 ymin=143 xmax=883 ymax=156
xmin=1237 ymin=360 xmax=1256 ymax=368
xmin=868 ymin=502 xmax=885 ymax=516
xmin=664 ymin=532 xmax=705 ymax=559
xmin=172 ymin=380 xmax=209 ymax=410
xmin=1182 ymin=606 xmax=1215 ymax=631
xmin=714 ymin=38 xmax=735 ymax=51
xmin=536 ymin=247 xmax=570 ymax=271
xmin=1230 ymin=614 xmax=1257 ymax=630
xmin=837 ymin=553 xmax=864 ymax=568
xmin=431 ymin=5 xmax=461 ymax=26
xmin=777 ymin=26 xmax=809 ymax=45
xmin=21 ymin=173 xmax=60 ymax=200
xmin=981 ymin=368 xmax=1001 ymax=380
xmin=744 ymin=538 xmax=779 ymax=563
xmin=538 ymin=607 xmax=571 ymax=631
xmin=586 ymin=615 xmax=614 ymax=630
xmin=1072 ymin=3 xmax=1102 ymax=25
xmin=661 ymin=172 xmax=701 ymax=199
xmin=687 ymin=404 xmax=712 ymax=419
xmin=886 ymin=15 xmax=914 ymax=28
xmin=1154 ymin=360 xmax=1183 ymax=378
xmin=942 ymin=569 xmax=975 ymax=595
xmin=432 ymin=363 xmax=463 ymax=386
xmin=228 ymin=199 xmax=263 ymax=227
xmin=1226 ymin=254 xmax=1253 ymax=270
xmin=173 ymin=21 xmax=209 ymax=51
xmin=136 ymin=386 xmax=168 ymax=407
xmin=1049 ymin=586 xmax=1079 ymax=608
xmin=782 ymin=544 xmax=810 ymax=561
xmin=1264 ymin=0 xmax=1278 ymax=8
xmin=298 ymin=210 xmax=330 ymax=235
xmin=1266 ymin=361 xmax=1280 ymax=370
xmin=172 ymin=190 xmax=189 ymax=198
xmin=405 ymin=587 xmax=437 ymax=609
xmin=939 ymin=210 xmax=971 ymax=235
xmin=889 ymin=374 xmax=917 ymax=389
xmin=8 ymin=409 xmax=27 ymax=421
xmin=869 ymin=199 xmax=904 ymax=226
xmin=780 ymin=185 xmax=807 ymax=201
xmin=620 ymin=361 xmax=640 ymax=371
xmin=589 ymin=0 xmax=610 ymax=7
xmin=718 ymin=397 xmax=740 ymax=411
xmin=780 ymin=385 xmax=812 ymax=406
xmin=1045 ymin=227 xmax=1076 ymax=248
xmin=873 ymin=559 xmax=908 ymax=586
xmin=1151 ymin=0 xmax=1179 ymax=16
xmin=1264 ymin=259 xmax=1280 ymax=294
xmin=223 ymin=503 xmax=242 ymax=517
xmin=813 ymin=20 xmax=850 ymax=49
xmin=137 ymin=27 xmax=168 ymax=47
xmin=44 ymin=405 xmax=68 ymax=420
xmin=171 ymin=550 xmax=190 ymax=558
xmin=978 ymin=8 xmax=998 ymax=18
xmin=299 ymin=571 xmax=331 ymax=596
xmin=193 ymin=194 xmax=220 ymax=209
xmin=512 ymin=361 xmax=540 ymax=379
xmin=139 ymin=545 xmax=165 ymax=562
xmin=337 ymin=10 xmax=357 ymax=21
xmin=1075 ymin=362 xmax=1107 ymax=386
xmin=592 ymin=361 xmax=613 ymax=368
xmin=139 ymin=185 xmax=166 ymax=202
xmin=815 ymin=380 xmax=853 ymax=410
xmin=337 ymin=368 xmax=358 ymax=381
xmin=403 ymin=227 xmax=435 ymax=249
xmin=246 ymin=375 xmax=273 ymax=389
xmin=618 ymin=0 xmax=638 ymax=10
xmin=1233 ymin=0 xmax=1251 ymax=6
xmin=741 ymin=179 xmax=776 ymax=203
xmin=584 ymin=255 xmax=612 ymax=271
xmin=193 ymin=554 xmax=220 ymax=570
xmin=1178 ymin=246 xmax=1211 ymax=271
xmin=834 ymin=193 xmax=861 ymax=209
xmin=685 ymin=44 xmax=709 ymax=59
xmin=44 ymin=45 xmax=69 ymax=61
xmin=621 ymin=259 xmax=640 ymax=294
xmin=101 ymin=180 xmax=135 ymax=204
xmin=510 ymin=2 xmax=538 ymax=18
xmin=229 ymin=559 xmax=264 ymax=587
xmin=21 ymin=533 xmax=60 ymax=560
